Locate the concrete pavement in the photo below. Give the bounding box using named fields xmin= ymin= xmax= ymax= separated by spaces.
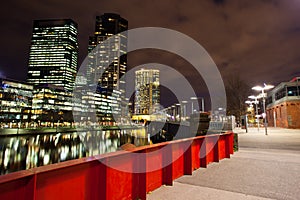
xmin=147 ymin=127 xmax=300 ymax=200
xmin=238 ymin=127 xmax=300 ymax=151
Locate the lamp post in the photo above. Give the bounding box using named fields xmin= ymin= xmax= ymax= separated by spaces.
xmin=190 ymin=97 xmax=205 ymax=114
xmin=252 ymin=84 xmax=274 ymax=135
xmin=181 ymin=101 xmax=188 ymax=121
xmin=249 ymin=95 xmax=261 ymax=132
xmin=171 ymin=105 xmax=176 ymax=121
xmin=175 ymin=103 xmax=181 ymax=122
xmin=245 ymin=100 xmax=254 ymax=133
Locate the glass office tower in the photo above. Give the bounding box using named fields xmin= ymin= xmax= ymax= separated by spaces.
xmin=27 ymin=19 xmax=78 ymax=125
xmin=27 ymin=19 xmax=78 ymax=92
xmin=87 ymin=13 xmax=128 ymax=125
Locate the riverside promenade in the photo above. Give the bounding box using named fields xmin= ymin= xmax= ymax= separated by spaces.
xmin=148 ymin=127 xmax=300 ymax=200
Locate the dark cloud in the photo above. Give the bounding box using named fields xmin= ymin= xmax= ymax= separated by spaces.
xmin=214 ymin=0 xmax=226 ymax=5
xmin=0 ymin=0 xmax=299 ymax=91
xmin=175 ymin=15 xmax=189 ymax=24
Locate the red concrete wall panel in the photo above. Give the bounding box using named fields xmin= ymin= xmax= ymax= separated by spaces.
xmin=105 ymin=154 xmax=135 ymax=200
xmin=35 ymin=162 xmax=102 ymax=200
xmin=0 ymin=175 xmax=35 ymax=200
xmin=228 ymin=132 xmax=234 ymax=155
xmin=106 ymin=168 xmax=134 ymax=200
xmin=191 ymin=139 xmax=201 ymax=170
xmin=218 ymin=135 xmax=226 ymax=160
xmin=162 ymin=145 xmax=173 ymax=186
xmin=145 ymin=147 xmax=163 ymax=192
xmin=205 ymin=136 xmax=219 ymax=164
xmin=171 ymin=143 xmax=185 ymax=180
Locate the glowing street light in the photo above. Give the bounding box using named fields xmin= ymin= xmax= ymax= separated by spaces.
xmin=248 ymin=95 xmax=261 ymax=132
xmin=244 ymin=100 xmax=255 ymax=133
xmin=190 ymin=97 xmax=205 ymax=114
xmin=181 ymin=100 xmax=188 ymax=120
xmin=245 ymin=100 xmax=253 ymax=105
xmin=252 ymin=83 xmax=274 ymax=135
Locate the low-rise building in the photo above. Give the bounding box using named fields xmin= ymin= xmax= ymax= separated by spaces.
xmin=266 ymin=77 xmax=300 ymax=128
xmin=31 ymin=84 xmax=73 ymax=127
xmin=0 ymin=78 xmax=33 ymax=128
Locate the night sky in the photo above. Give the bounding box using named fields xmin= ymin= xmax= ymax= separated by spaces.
xmin=1 ymin=0 xmax=300 ymax=91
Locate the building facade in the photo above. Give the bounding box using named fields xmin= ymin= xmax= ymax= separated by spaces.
xmin=27 ymin=19 xmax=78 ymax=92
xmin=31 ymin=84 xmax=73 ymax=127
xmin=134 ymin=69 xmax=160 ymax=115
xmin=26 ymin=19 xmax=78 ymax=125
xmin=0 ymin=78 xmax=33 ymax=128
xmin=87 ymin=13 xmax=128 ymax=125
xmin=266 ymin=77 xmax=300 ymax=128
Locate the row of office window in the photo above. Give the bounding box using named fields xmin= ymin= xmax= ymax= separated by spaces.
xmin=266 ymin=78 xmax=300 ymax=106
xmin=0 ymin=78 xmax=125 ymax=127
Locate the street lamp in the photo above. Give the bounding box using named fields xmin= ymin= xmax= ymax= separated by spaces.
xmin=181 ymin=100 xmax=188 ymax=121
xmin=252 ymin=83 xmax=274 ymax=135
xmin=248 ymin=95 xmax=261 ymax=132
xmin=190 ymin=97 xmax=205 ymax=114
xmin=244 ymin=100 xmax=254 ymax=133
xmin=175 ymin=103 xmax=181 ymax=122
xmin=245 ymin=100 xmax=253 ymax=106
xmin=171 ymin=105 xmax=176 ymax=121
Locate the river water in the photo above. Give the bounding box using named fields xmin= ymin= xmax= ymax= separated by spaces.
xmin=0 ymin=128 xmax=149 ymax=175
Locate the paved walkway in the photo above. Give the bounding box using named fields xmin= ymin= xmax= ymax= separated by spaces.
xmin=147 ymin=127 xmax=300 ymax=200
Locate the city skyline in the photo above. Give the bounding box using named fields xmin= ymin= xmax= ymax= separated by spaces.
xmin=0 ymin=14 xmax=130 ymax=128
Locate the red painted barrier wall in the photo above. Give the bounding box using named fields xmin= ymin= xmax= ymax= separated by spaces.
xmin=0 ymin=132 xmax=234 ymax=200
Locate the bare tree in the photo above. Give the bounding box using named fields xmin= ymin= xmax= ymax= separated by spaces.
xmin=225 ymin=74 xmax=251 ymax=123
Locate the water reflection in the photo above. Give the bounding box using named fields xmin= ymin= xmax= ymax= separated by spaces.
xmin=0 ymin=128 xmax=149 ymax=175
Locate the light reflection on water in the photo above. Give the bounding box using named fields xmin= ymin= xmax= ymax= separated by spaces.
xmin=0 ymin=128 xmax=149 ymax=175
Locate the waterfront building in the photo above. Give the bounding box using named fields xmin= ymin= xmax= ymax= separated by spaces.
xmin=87 ymin=13 xmax=128 ymax=125
xmin=31 ymin=84 xmax=73 ymax=127
xmin=134 ymin=69 xmax=160 ymax=115
xmin=266 ymin=77 xmax=300 ymax=128
xmin=26 ymin=19 xmax=78 ymax=125
xmin=0 ymin=78 xmax=33 ymax=128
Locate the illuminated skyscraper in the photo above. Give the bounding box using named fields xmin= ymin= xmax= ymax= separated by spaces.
xmin=27 ymin=19 xmax=78 ymax=92
xmin=135 ymin=69 xmax=160 ymax=115
xmin=87 ymin=13 xmax=128 ymax=125
xmin=26 ymin=19 xmax=78 ymax=124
